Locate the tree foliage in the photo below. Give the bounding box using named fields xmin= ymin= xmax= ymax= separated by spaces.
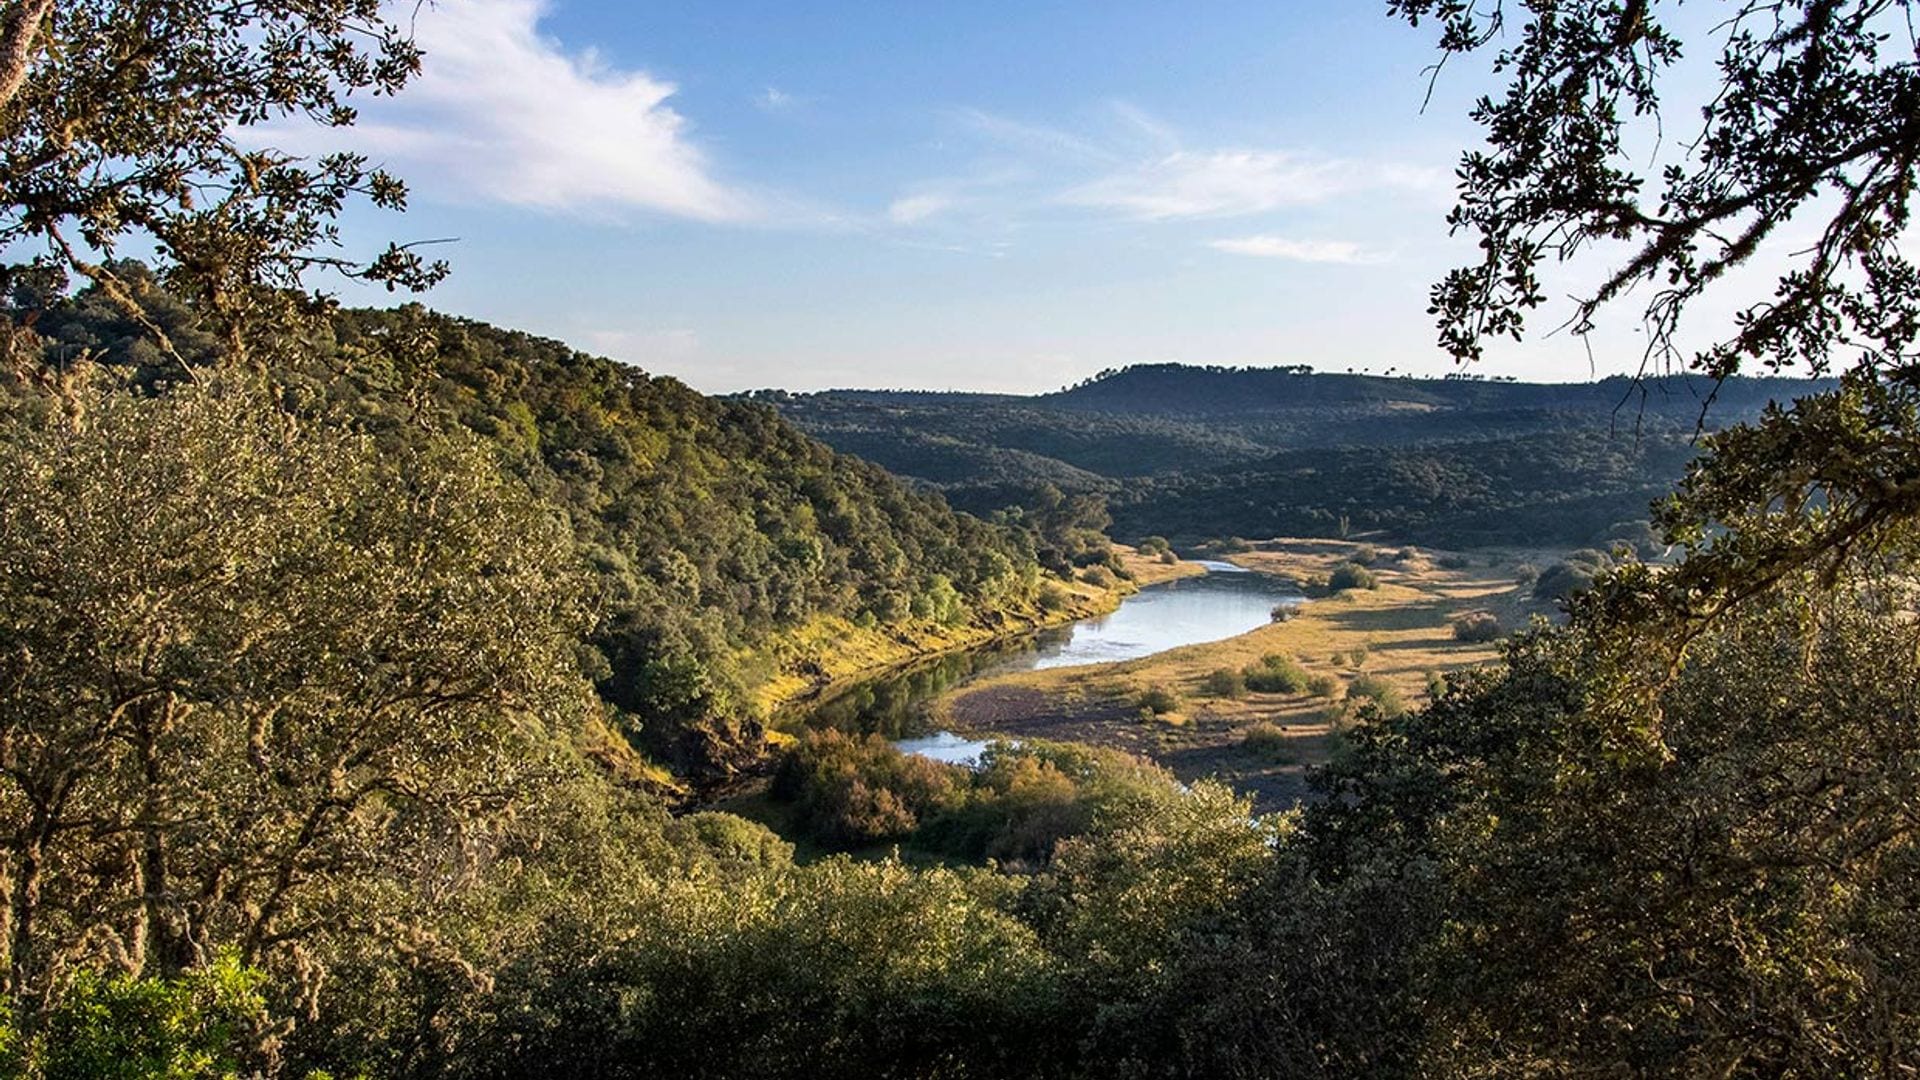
xmin=1393 ymin=0 xmax=1920 ymax=379
xmin=0 ymin=0 xmax=445 ymax=372
xmin=0 ymin=374 xmax=595 ymax=1004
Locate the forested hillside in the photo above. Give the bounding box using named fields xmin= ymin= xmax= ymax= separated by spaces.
xmin=4 ymin=2 xmax=1917 ymax=1078
xmin=763 ymin=364 xmax=1828 ymax=547
xmin=23 ymin=272 xmax=1108 ymax=780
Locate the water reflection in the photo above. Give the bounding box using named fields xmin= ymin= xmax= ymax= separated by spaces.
xmin=1005 ymin=570 xmax=1303 ymax=671
xmin=783 ymin=568 xmax=1305 ymax=751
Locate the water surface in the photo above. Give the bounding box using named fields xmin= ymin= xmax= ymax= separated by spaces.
xmin=785 ymin=567 xmax=1303 ymax=756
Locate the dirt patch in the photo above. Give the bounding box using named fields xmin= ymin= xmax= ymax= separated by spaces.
xmin=947 ymin=685 xmax=1162 ymax=759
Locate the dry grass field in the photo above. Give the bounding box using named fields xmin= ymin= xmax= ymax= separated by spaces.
xmin=933 ymin=538 xmax=1570 ymax=810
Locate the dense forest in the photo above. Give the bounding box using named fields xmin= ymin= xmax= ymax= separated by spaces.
xmin=1 ymin=2 xmax=1917 ymax=1079
xmin=762 ymin=365 xmax=1828 ymax=547
xmin=21 ymin=270 xmax=1134 ymax=782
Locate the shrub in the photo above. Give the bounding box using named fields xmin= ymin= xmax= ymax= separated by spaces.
xmin=1306 ymin=673 xmax=1340 ymax=698
xmin=1436 ymin=553 xmax=1473 ymax=570
xmin=1328 ymin=562 xmax=1378 ymax=591
xmin=1394 ymin=546 xmax=1421 ymax=562
xmin=1244 ymin=654 xmax=1309 ymax=694
xmin=1240 ymin=722 xmax=1296 ymax=764
xmin=1136 ymin=686 xmax=1181 ymax=715
xmin=6 ymin=953 xmax=271 ymax=1080
xmin=1270 ymin=602 xmax=1299 ymax=623
xmin=667 ymin=812 xmax=796 ymax=870
xmin=1601 ymin=519 xmax=1665 ymax=559
xmin=1080 ymin=565 xmax=1117 ymax=589
xmin=1348 ymin=674 xmax=1408 ymax=717
xmin=775 ymin=729 xmax=965 ymax=848
xmin=1514 ymin=562 xmax=1541 ymax=587
xmin=1351 ymin=544 xmax=1380 ymax=566
xmin=1452 ymin=610 xmax=1503 ymax=643
xmin=1534 ymin=551 xmax=1613 ymax=601
xmin=1037 ymin=582 xmax=1073 ymax=613
xmin=1201 ymin=668 xmax=1247 ymax=699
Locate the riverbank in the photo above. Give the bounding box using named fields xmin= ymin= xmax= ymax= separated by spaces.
xmin=931 ymin=538 xmax=1558 ymax=810
xmin=743 ymin=544 xmax=1204 ymax=722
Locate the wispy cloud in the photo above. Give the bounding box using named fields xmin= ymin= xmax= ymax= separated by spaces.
xmin=757 ymin=86 xmax=797 ymax=112
xmin=1208 ymin=235 xmax=1387 ymax=264
xmin=953 ymin=107 xmax=1121 ymax=163
xmin=887 ymin=192 xmax=958 ymax=225
xmin=1062 ymin=150 xmax=1355 ymax=220
xmin=1106 ymin=100 xmax=1181 ymax=153
xmin=262 ymin=0 xmax=751 ymax=220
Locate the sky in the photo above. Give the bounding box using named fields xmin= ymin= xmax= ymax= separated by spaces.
xmin=290 ymin=1 xmax=1748 ymax=394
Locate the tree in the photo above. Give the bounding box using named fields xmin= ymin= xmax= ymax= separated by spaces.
xmin=1396 ymin=0 xmax=1920 ymax=644
xmin=1393 ymin=0 xmax=1918 ymax=380
xmin=0 ymin=0 xmax=444 ymax=374
xmin=1310 ymin=569 xmax=1920 ymax=1074
xmin=1328 ymin=562 xmax=1378 ymax=592
xmin=0 ymin=374 xmax=594 ymax=1006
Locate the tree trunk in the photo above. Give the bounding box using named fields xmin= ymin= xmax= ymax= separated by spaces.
xmin=0 ymin=0 xmax=52 ymax=116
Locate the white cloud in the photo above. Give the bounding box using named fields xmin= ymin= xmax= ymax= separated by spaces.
xmin=954 ymin=107 xmax=1120 ymax=163
xmin=757 ymin=86 xmax=796 ymax=111
xmin=1106 ymin=100 xmax=1180 ymax=153
xmin=1062 ymin=150 xmax=1354 ymax=220
xmin=260 ymin=0 xmax=750 ymax=219
xmin=887 ymin=192 xmax=957 ymax=225
xmin=1207 ymin=235 xmax=1386 ymax=264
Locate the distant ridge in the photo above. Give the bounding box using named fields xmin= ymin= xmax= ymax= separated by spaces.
xmin=1037 ymin=363 xmax=1828 ymax=418
xmin=762 ymin=362 xmax=1832 ymax=548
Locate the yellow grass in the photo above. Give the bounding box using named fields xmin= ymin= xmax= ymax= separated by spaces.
xmin=930 ymin=538 xmax=1567 ymax=808
xmin=744 ymin=545 xmax=1211 ymax=718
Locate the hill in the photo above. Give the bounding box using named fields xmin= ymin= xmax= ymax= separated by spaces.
xmin=22 ymin=274 xmax=1109 ymax=782
xmin=758 ymin=364 xmax=1829 ymax=548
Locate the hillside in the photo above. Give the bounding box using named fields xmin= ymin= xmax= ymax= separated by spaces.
xmin=24 ymin=277 xmax=1111 ymax=782
xmin=760 ymin=364 xmax=1829 ymax=547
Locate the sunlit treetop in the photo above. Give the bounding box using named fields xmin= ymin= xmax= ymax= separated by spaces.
xmin=0 ymin=0 xmax=447 ymax=368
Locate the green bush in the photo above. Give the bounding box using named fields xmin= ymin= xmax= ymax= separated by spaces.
xmin=1201 ymin=668 xmax=1247 ymax=699
xmin=1328 ymin=562 xmax=1378 ymax=591
xmin=1306 ymin=673 xmax=1340 ymax=698
xmin=1351 ymin=544 xmax=1380 ymax=566
xmin=1136 ymin=686 xmax=1181 ymax=715
xmin=774 ymin=729 xmax=966 ymax=848
xmin=1533 ymin=551 xmax=1613 ymax=601
xmin=1348 ymin=674 xmax=1408 ymax=717
xmin=1244 ymin=654 xmax=1309 ymax=694
xmin=3 ymin=953 xmax=270 ymax=1080
xmin=1240 ymin=722 xmax=1297 ymax=764
xmin=1451 ymin=610 xmax=1502 ymax=643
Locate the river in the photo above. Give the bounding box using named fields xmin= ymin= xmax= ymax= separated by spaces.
xmin=785 ymin=565 xmax=1304 ymax=765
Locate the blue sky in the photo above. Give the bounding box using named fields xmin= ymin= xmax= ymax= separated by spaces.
xmin=292 ymin=1 xmax=1712 ymax=393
